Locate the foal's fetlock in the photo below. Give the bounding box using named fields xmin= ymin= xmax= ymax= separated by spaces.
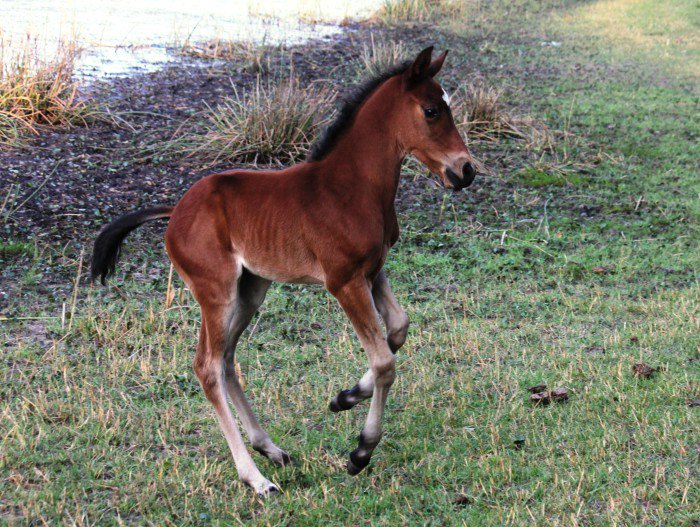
xmin=329 ymin=385 xmax=366 ymax=413
xmin=347 ymin=431 xmax=381 ymax=476
xmin=253 ymin=441 xmax=292 ymax=466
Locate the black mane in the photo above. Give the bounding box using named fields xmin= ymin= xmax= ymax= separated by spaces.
xmin=307 ymin=61 xmax=411 ymax=162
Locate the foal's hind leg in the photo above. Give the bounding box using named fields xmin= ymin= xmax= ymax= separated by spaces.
xmin=223 ymin=270 xmax=291 ymax=466
xmin=330 ymin=272 xmax=408 ymax=412
xmin=193 ymin=307 xmax=278 ymax=496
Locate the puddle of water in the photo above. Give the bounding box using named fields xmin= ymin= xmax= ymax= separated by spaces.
xmin=77 ymin=46 xmax=174 ymax=79
xmin=0 ymin=0 xmax=382 ymax=79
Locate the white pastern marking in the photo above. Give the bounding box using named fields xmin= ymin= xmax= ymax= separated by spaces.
xmin=442 ymin=89 xmax=451 ymax=106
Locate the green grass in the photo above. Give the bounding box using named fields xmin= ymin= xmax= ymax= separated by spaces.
xmin=563 ymin=0 xmax=700 ymax=79
xmin=2 ymin=0 xmax=699 ymax=525
xmin=516 ymin=165 xmax=587 ymax=187
xmin=0 ymin=241 xmax=33 ymax=257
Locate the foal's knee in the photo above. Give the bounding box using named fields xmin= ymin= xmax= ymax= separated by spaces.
xmin=372 ymin=354 xmax=396 ymax=386
xmin=388 ymin=312 xmax=409 ymax=353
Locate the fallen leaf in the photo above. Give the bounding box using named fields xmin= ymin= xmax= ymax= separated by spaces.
xmin=632 ymin=363 xmax=657 ymax=378
xmin=513 ymin=436 xmax=525 ymax=449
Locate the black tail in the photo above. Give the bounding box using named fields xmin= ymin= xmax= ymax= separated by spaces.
xmin=90 ymin=205 xmax=173 ymax=285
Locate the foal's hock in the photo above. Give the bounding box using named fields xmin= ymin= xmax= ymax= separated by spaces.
xmin=91 ymin=47 xmax=476 ymax=495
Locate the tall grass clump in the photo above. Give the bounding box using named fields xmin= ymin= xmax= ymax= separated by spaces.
xmin=452 ymin=81 xmax=601 ymax=183
xmin=0 ymin=34 xmax=88 ymax=146
xmin=357 ymin=34 xmax=406 ymax=77
xmin=174 ymin=76 xmax=335 ymax=165
xmin=375 ymin=0 xmax=434 ymax=25
xmin=453 ymin=81 xmax=551 ymax=147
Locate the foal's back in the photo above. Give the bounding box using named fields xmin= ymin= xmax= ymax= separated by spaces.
xmin=165 ymin=163 xmax=355 ymax=286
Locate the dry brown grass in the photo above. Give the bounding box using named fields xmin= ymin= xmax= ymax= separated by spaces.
xmin=447 ymin=81 xmax=603 ymax=183
xmin=170 ymin=75 xmax=335 ymax=165
xmin=374 ymin=0 xmax=434 ymax=25
xmin=0 ymin=34 xmax=92 ymax=146
xmin=180 ymin=38 xmax=270 ymax=73
xmin=358 ymin=35 xmax=406 ymax=77
xmin=452 ymin=82 xmax=552 ymax=149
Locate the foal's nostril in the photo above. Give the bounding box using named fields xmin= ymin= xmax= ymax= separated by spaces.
xmin=462 ymin=162 xmax=475 ymax=179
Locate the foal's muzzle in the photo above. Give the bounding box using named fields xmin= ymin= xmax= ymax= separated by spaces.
xmin=445 ymin=161 xmax=476 ymax=190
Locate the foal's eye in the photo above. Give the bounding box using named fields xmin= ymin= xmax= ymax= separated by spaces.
xmin=424 ymin=107 xmax=439 ymax=120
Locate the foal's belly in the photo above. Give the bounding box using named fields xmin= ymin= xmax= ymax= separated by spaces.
xmin=238 ymin=253 xmax=324 ymax=285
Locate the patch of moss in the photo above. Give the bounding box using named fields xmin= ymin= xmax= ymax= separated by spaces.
xmin=517 ymin=166 xmax=586 ymax=187
xmin=0 ymin=241 xmax=33 ymax=257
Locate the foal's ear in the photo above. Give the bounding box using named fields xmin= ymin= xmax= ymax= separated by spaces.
xmin=427 ymin=50 xmax=448 ymax=78
xmin=406 ymin=46 xmax=434 ymax=83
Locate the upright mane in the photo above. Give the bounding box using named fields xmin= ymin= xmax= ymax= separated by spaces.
xmin=307 ymin=61 xmax=411 ymax=162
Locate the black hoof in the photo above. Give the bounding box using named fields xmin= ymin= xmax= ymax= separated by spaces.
xmin=280 ymin=451 xmax=293 ymax=466
xmin=347 ymin=450 xmax=370 ymax=476
xmin=259 ymin=484 xmax=280 ymax=497
xmin=329 ymin=388 xmax=357 ymax=413
xmin=329 ymin=399 xmax=345 ymax=413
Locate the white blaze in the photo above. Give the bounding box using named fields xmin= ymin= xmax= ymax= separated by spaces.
xmin=442 ymin=89 xmax=451 ymax=106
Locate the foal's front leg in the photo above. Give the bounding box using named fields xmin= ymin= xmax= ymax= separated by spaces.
xmin=330 ymin=271 xmax=408 ymax=412
xmin=331 ymin=277 xmax=397 ymax=475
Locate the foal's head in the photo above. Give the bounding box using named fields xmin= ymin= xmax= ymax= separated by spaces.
xmin=395 ymin=47 xmax=476 ymax=190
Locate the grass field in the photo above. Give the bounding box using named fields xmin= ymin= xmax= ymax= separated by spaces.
xmin=1 ymin=0 xmax=698 ymax=525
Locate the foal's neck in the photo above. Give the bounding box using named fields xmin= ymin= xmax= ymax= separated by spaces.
xmin=319 ymin=80 xmax=405 ymax=206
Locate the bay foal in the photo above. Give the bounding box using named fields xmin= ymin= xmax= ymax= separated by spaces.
xmin=91 ymin=47 xmax=476 ymax=495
